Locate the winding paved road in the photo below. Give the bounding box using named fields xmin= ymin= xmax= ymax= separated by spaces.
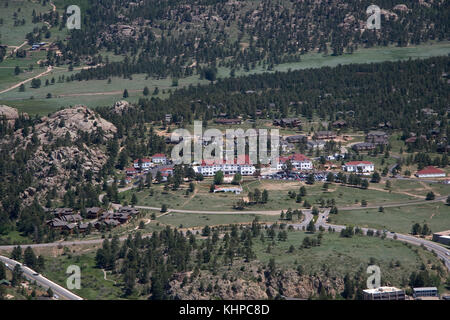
xmin=0 ymin=255 xmax=83 ymax=300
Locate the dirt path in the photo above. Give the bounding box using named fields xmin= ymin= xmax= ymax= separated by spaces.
xmin=133 ymin=218 xmax=151 ymax=230
xmin=419 ymin=181 xmax=440 ymax=196
xmin=369 ymin=185 xmax=425 ymax=199
xmin=181 ymin=183 xmax=198 ymax=207
xmin=102 ymin=269 xmax=116 ymax=284
xmin=0 ymin=66 xmax=54 ymax=95
xmin=58 ymin=89 xmax=141 ymax=98
xmin=5 ymin=41 xmax=27 ymax=59
xmin=0 ymin=63 xmax=103 ymax=96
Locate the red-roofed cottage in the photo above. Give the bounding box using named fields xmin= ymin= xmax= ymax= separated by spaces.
xmin=416 ymin=166 xmax=446 ymax=178
xmin=152 ymin=154 xmax=167 ymax=164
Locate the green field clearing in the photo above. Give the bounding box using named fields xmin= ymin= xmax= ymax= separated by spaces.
xmin=157 ymin=212 xmax=280 ymax=229
xmin=123 ymin=179 xmax=417 ymax=213
xmin=0 ymin=230 xmax=31 ymax=245
xmin=0 ymin=0 xmax=52 ymax=47
xmin=390 ymin=180 xmax=450 ymax=197
xmin=1 ymin=41 xmax=449 ymax=114
xmin=218 ymin=41 xmax=450 ymax=78
xmin=330 ymin=202 xmax=450 ymax=234
xmin=254 ymin=231 xmax=446 ymax=289
xmin=42 ymin=251 xmax=127 ymax=300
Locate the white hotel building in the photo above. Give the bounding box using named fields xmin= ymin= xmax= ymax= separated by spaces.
xmin=194 ymin=156 xmax=256 ymax=176
xmin=277 ymin=154 xmax=313 ymax=171
xmin=342 ymin=161 xmax=374 ymax=173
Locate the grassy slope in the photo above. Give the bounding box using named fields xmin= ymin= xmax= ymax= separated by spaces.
xmin=122 ymin=179 xmax=417 ymax=212
xmin=331 ymin=202 xmax=450 ymax=234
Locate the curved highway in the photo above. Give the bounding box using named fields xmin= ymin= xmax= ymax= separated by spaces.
xmin=0 ymin=255 xmax=83 ymax=300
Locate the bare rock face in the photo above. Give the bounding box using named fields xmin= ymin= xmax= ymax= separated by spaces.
xmin=168 ymin=265 xmax=344 ymax=300
xmin=112 ymin=100 xmax=132 ymax=115
xmin=34 ymin=105 xmax=117 ymax=143
xmin=393 ymin=4 xmax=409 ymax=12
xmin=0 ymin=105 xmax=28 ymax=127
xmin=380 ymin=9 xmax=398 ymax=21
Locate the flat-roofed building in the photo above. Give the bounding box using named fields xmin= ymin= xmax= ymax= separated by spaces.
xmin=363 ymin=287 xmax=405 ymax=300
xmin=342 ymin=161 xmax=374 ymax=173
xmin=432 ymin=230 xmax=450 ymax=245
xmin=352 ymin=142 xmax=375 ymax=152
xmin=413 ymin=287 xmax=438 ymax=299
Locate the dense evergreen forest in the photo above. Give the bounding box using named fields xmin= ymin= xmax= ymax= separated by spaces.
xmin=43 ymin=0 xmax=450 ymax=79
xmin=98 ymin=56 xmax=450 ymax=136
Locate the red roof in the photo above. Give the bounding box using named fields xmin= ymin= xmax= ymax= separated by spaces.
xmin=416 ymin=166 xmax=445 ymax=175
xmin=279 ymin=154 xmax=310 ymax=163
xmin=290 ymin=154 xmax=310 ymax=162
xmin=405 ymin=137 xmax=417 ymax=143
xmin=344 ymin=161 xmax=373 ymax=166
xmin=160 ymin=167 xmax=173 ymax=172
xmin=152 ymin=154 xmax=166 ymax=158
xmin=125 ymin=167 xmax=138 ymax=172
xmin=133 ymin=158 xmax=151 ymax=163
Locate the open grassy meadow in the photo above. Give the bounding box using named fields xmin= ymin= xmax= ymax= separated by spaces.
xmin=254 ymin=231 xmax=447 ymax=290
xmin=156 ymin=212 xmax=280 ymax=229
xmin=1 ymin=41 xmax=449 ymax=115
xmin=41 ymin=250 xmax=127 ymax=300
xmin=330 ymin=202 xmax=450 ymax=234
xmin=122 ymin=179 xmax=418 ymax=214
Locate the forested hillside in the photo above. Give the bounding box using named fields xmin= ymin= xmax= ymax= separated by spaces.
xmin=99 ymin=56 xmax=450 ymax=136
xmin=53 ymin=0 xmax=450 ymax=80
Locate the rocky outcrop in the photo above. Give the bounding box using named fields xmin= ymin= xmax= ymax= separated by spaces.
xmin=112 ymin=100 xmax=132 ymax=115
xmin=33 ymin=105 xmax=116 ymax=143
xmin=4 ymin=105 xmax=117 ymax=203
xmin=168 ymin=265 xmax=344 ymax=300
xmin=0 ymin=105 xmax=28 ymax=127
xmin=393 ymin=4 xmax=409 ymax=12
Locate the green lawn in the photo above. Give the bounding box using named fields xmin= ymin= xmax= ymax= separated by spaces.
xmin=0 ymin=1 xmax=53 ymax=47
xmin=254 ymin=231 xmax=446 ymax=290
xmin=124 ymin=179 xmax=417 ymax=213
xmin=330 ymin=202 xmax=450 ymax=234
xmin=390 ymin=179 xmax=450 ymax=198
xmin=0 ymin=230 xmax=30 ymax=245
xmin=157 ymin=212 xmax=280 ymax=229
xmin=42 ymin=251 xmax=126 ymax=300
